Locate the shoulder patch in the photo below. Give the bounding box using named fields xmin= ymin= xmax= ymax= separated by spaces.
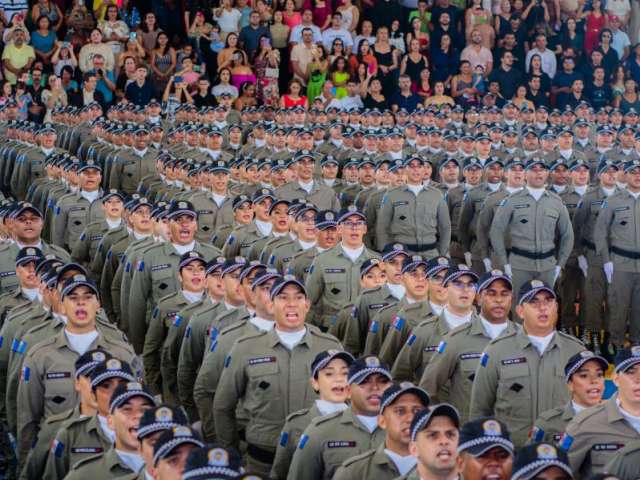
xmin=480 ymin=352 xmax=489 ymax=367
xmin=437 ymin=340 xmax=447 ymax=354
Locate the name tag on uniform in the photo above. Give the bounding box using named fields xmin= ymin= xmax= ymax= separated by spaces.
xmin=592 ymin=444 xmax=623 ymax=451
xmin=615 ymin=206 xmax=630 ymax=212
xmin=325 ymin=268 xmax=345 ymax=273
xmin=151 ymin=264 xmax=171 ymax=272
xmin=565 ymin=203 xmax=577 ymax=208
xmin=424 ymin=346 xmax=438 ymax=352
xmin=393 ymin=201 xmax=408 ymax=206
xmin=69 ymin=207 xmax=86 ymax=212
xmin=502 ymin=357 xmax=527 ymax=365
xmin=72 ymin=447 xmax=103 ymax=454
xmin=248 ymin=356 xmax=277 ymax=366
xmin=514 ymin=204 xmax=530 ymax=209
xmin=46 ymin=372 xmax=71 ymax=379
xmin=459 ymin=353 xmax=482 ymax=360
xmin=327 ymin=441 xmax=357 ymax=448
xmin=591 ymin=201 xmax=603 ymax=206
xmin=0 ymin=271 xmax=16 ymax=278
xmin=368 ymin=303 xmax=388 ymax=310
xmin=198 ymin=210 xmax=213 ymax=214
xmin=89 ymin=235 xmax=103 ymax=241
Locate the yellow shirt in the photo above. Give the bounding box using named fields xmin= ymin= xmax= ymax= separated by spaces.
xmin=1 ymin=43 xmax=35 ymax=84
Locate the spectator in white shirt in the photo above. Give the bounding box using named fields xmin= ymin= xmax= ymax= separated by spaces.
xmin=610 ymin=15 xmax=631 ymax=61
xmin=289 ymin=9 xmax=322 ymax=45
xmin=213 ymin=0 xmax=242 ymax=39
xmin=338 ymin=79 xmax=364 ymax=110
xmin=321 ymin=13 xmax=353 ymax=54
xmin=525 ymin=33 xmax=557 ymax=79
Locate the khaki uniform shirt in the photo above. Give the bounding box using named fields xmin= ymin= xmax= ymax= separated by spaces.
xmin=332 ymin=442 xmax=402 ymax=480
xmin=469 ymin=329 xmax=584 ymax=447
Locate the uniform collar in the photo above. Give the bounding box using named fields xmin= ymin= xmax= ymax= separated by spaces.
xmin=373 ymin=443 xmax=399 ymax=470
xmin=342 ymin=407 xmax=379 ymax=433
xmin=515 ymin=328 xmax=559 ymax=352
xmin=562 ymin=401 xmax=575 ymax=421
xmin=104 ymin=446 xmax=135 ymax=473
xmin=266 ymin=326 xmax=313 ymax=349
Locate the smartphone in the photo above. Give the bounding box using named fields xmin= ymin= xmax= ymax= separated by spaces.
xmin=130 ymin=31 xmax=137 ymax=40
xmin=262 ymin=37 xmax=271 ymax=48
xmin=175 ymin=76 xmax=183 ymax=83
xmin=193 ymin=65 xmax=200 ymax=73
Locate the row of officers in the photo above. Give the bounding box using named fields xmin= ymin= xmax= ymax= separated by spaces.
xmin=4 ymin=235 xmax=640 ymax=480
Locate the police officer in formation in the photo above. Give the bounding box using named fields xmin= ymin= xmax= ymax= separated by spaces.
xmin=1 ymin=98 xmax=640 ymax=480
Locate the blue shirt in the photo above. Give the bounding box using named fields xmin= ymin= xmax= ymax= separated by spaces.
xmin=125 ymin=79 xmax=156 ymax=106
xmin=390 ymin=91 xmax=422 ymax=113
xmin=31 ymin=30 xmax=56 ymax=54
xmin=88 ymin=69 xmax=116 ymax=104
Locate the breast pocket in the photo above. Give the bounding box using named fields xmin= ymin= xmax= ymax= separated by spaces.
xmin=543 ymin=210 xmax=559 ymax=237
xmin=496 ymin=363 xmax=530 ymax=418
xmin=392 ymin=202 xmax=412 ymax=227
xmin=44 ymin=372 xmax=73 ymax=413
xmin=122 ymin=160 xmax=138 ymax=179
xmin=68 ymin=209 xmax=87 ymax=235
xmin=324 ymin=274 xmax=348 ymax=309
xmin=151 ymin=267 xmax=177 ymax=299
xmin=247 ymin=362 xmax=281 ymax=417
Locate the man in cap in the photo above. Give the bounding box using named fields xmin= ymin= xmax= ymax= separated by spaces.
xmin=108 ymin=126 xmax=157 ymax=195
xmin=562 ymin=345 xmax=640 ymax=477
xmin=572 ymin=159 xmax=620 ymax=353
xmin=305 ymin=206 xmax=380 ymax=331
xmin=223 ymin=189 xmax=275 ymax=258
xmin=271 ymin=349 xmax=353 ymax=479
xmin=0 ymin=202 xmax=70 ymax=294
xmin=489 ymin=157 xmax=574 ymax=304
xmin=149 ymin=426 xmax=204 ymax=479
xmin=213 ymin=275 xmax=341 ymax=475
xmin=397 ymin=404 xmax=461 ymax=480
xmin=71 ymin=190 xmax=125 ymax=271
xmin=43 ymin=358 xmax=136 ymax=479
xmin=511 ymin=443 xmax=574 ymax=480
xmin=249 ymin=198 xmax=294 ymax=264
xmin=470 ymin=280 xmax=585 ymax=447
xmin=17 ymin=274 xmax=139 ymax=460
xmin=0 ymin=247 xmax=43 ymax=323
xmin=421 ymin=270 xmax=517 ymax=423
xmin=275 ymin=151 xmax=341 ymax=211
xmin=530 ymin=350 xmax=607 ymax=444
xmin=211 ymin=194 xmax=255 ymax=249
xmin=287 ymin=355 xmax=392 ymax=480
xmin=457 ymin=418 xmax=514 ymax=480
xmin=377 ymin=156 xmax=451 ymax=257
xmin=142 ymin=251 xmax=206 ymax=402
xmin=268 ymin=202 xmax=319 ymax=273
xmin=391 ymin=264 xmax=478 ymax=384
xmin=594 ymin=159 xmax=640 ymax=351
xmin=51 ymin=160 xmax=105 ymax=250
xmin=333 ymin=382 xmax=430 ymax=480
xmin=64 ymin=381 xmax=156 ymax=479
xmin=128 ymin=201 xmax=219 ymax=353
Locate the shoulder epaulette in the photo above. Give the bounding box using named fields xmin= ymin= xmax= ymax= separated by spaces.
xmin=538 ymin=407 xmax=564 ymax=421
xmin=285 ymin=407 xmax=311 ymax=423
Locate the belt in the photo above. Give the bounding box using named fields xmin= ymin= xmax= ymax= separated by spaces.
xmin=511 ymin=247 xmax=555 ymax=260
xmin=405 ymin=242 xmax=437 ymax=252
xmin=247 ymin=443 xmax=276 ymax=464
xmin=611 ymin=246 xmax=640 ymax=260
xmin=582 ymin=239 xmax=596 ymax=251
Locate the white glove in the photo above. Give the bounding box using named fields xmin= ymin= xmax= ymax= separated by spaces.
xmin=604 ymin=262 xmax=614 ymax=284
xmin=553 ymin=265 xmax=562 ymax=285
xmin=504 ymin=264 xmax=513 ymax=278
xmin=577 ymin=255 xmax=588 ymax=278
xmin=464 ymin=252 xmax=473 ymax=267
xmin=483 ymin=258 xmax=493 ymax=272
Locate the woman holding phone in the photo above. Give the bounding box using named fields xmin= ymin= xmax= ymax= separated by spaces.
xmin=41 ymin=74 xmax=68 ymax=122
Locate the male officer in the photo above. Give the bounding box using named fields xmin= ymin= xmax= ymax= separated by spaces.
xmin=287 ymin=356 xmax=392 ymax=480
xmin=605 ymin=440 xmax=640 ymax=479
xmin=0 ymin=202 xmax=70 ymax=294
xmin=63 ymin=381 xmax=156 ymax=479
xmin=287 ymin=210 xmax=339 ymax=282
xmin=51 ymin=160 xmax=106 ymax=251
xmin=469 ymin=280 xmax=585 ymax=447
xmin=530 ymin=350 xmax=607 ymax=444
xmin=213 ymin=275 xmax=341 ymax=476
xmin=16 ymin=274 xmax=139 ymax=462
xmin=396 ymin=404 xmax=461 ymax=480
xmin=594 ymin=159 xmax=640 ymax=350
xmin=43 ymin=358 xmax=136 ymax=479
xmin=457 ymin=418 xmax=515 ymax=480
xmin=391 ymin=265 xmax=478 ymax=384
xmin=563 ymin=345 xmax=640 ymax=477
xmin=376 ymin=156 xmax=451 ymax=257
xmin=490 ymin=158 xmax=574 ymax=300
xmin=511 ymin=443 xmax=574 ymax=480
xmin=223 ymin=188 xmax=274 ymax=258
xmin=333 ymin=382 xmax=430 ymax=480
xmin=305 ymin=206 xmax=379 ymax=331
xmin=127 ymin=201 xmax=220 ymax=353
xmin=275 ymin=151 xmax=341 ymax=210
xmin=421 ymin=270 xmax=516 ymax=423
xmin=108 ymin=126 xmax=157 ymax=195
xmin=149 ymin=426 xmax=204 ymax=479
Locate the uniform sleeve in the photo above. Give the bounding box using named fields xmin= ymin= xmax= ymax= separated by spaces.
xmin=0 ymin=319 xmax=16 ymax=419
xmin=419 ymin=338 xmax=458 ymax=403
xmin=222 ymin=231 xmax=242 ymax=258
xmin=565 ymin=418 xmax=591 ymax=475
xmin=142 ymin=306 xmax=166 ymax=396
xmin=110 ymin=262 xmax=125 ymax=327
xmin=193 ymin=343 xmax=223 ymax=442
xmin=7 ymin=339 xmax=29 ymax=433
xmin=555 ymin=202 xmax=575 ymax=267
xmin=42 ymin=426 xmax=70 ymax=480
xmin=176 ymin=318 xmax=199 ymax=421
xmin=363 ymin=308 xmax=388 ymax=356
xmin=594 ymin=200 xmax=614 ymax=263
xmin=70 ymin=230 xmax=90 ymax=265
xmin=391 ymin=332 xmax=420 ymax=383
xmin=604 ymin=449 xmax=638 ymax=479
xmin=437 ymin=197 xmax=452 ymax=256
xmin=99 ymin=251 xmax=117 ymax=322
xmin=287 ymin=424 xmax=326 ymax=480
xmin=378 ymin=316 xmax=410 ymax=367
xmin=342 ymin=304 xmax=363 ymax=356
xmin=489 ymin=199 xmax=513 ymax=268
xmin=572 ymin=197 xmax=589 ymax=256
xmin=271 ymin=418 xmax=301 ymax=480
xmin=376 ymin=195 xmax=393 ymax=249
xmin=212 ymin=345 xmax=245 ymax=448
xmin=17 ymin=356 xmax=44 ymax=463
xmin=469 ymin=348 xmax=499 ymax=419
xmin=458 ymin=195 xmax=475 ymax=252
xmin=304 ymin=259 xmax=324 ymax=321
xmin=51 ymin=202 xmax=68 ymax=249
xmin=108 ymin=157 xmax=122 ymax=191
xmin=476 ymin=199 xmax=495 ymax=260
xmin=128 ymin=256 xmax=152 ymax=354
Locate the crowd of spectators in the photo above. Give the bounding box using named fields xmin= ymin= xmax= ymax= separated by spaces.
xmin=0 ymin=0 xmax=638 ymax=121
